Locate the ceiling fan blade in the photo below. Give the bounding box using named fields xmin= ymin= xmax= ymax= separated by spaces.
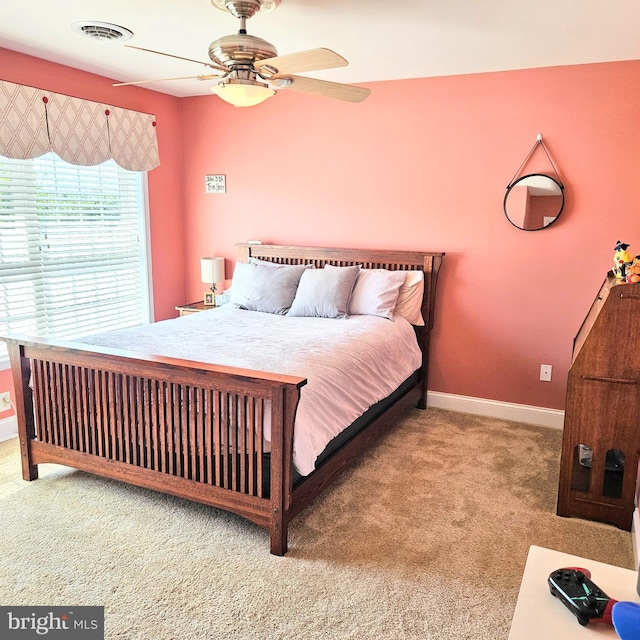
xmin=113 ymin=74 xmax=221 ymax=87
xmin=125 ymin=44 xmax=228 ymax=72
xmin=275 ymin=75 xmax=371 ymax=103
xmin=256 ymin=48 xmax=347 ymax=75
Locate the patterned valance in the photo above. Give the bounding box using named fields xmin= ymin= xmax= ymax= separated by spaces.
xmin=0 ymin=80 xmax=159 ymax=171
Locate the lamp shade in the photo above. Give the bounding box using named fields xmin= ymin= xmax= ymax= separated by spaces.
xmin=201 ymin=257 xmax=225 ymax=285
xmin=210 ymin=81 xmax=275 ymax=107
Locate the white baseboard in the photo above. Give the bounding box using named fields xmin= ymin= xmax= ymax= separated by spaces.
xmin=0 ymin=415 xmax=18 ymax=443
xmin=426 ymin=391 xmax=565 ymax=430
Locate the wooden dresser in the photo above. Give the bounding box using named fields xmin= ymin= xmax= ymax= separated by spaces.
xmin=557 ymin=272 xmax=640 ymax=530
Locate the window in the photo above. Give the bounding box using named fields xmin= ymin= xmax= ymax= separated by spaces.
xmin=0 ymin=152 xmax=151 ymax=364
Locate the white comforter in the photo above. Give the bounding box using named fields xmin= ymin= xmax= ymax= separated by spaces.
xmin=80 ymin=305 xmax=422 ymax=476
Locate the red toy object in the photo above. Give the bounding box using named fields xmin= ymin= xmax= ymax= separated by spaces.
xmin=598 ymin=599 xmax=617 ymax=626
xmin=548 ymin=567 xmax=618 ymax=626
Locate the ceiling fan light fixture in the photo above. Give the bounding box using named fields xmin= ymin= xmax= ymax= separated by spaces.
xmin=210 ymin=79 xmax=275 ymax=107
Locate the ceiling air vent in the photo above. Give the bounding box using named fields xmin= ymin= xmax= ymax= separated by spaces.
xmin=71 ymin=21 xmax=134 ymax=42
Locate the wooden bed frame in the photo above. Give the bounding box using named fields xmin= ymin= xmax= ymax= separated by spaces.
xmin=4 ymin=244 xmax=444 ymax=555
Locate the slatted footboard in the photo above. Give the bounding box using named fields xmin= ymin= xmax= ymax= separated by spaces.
xmin=6 ymin=338 xmax=305 ymax=555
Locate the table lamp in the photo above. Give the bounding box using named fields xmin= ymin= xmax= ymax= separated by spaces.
xmin=201 ymin=257 xmax=225 ymax=306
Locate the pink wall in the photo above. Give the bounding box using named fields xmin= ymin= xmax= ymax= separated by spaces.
xmin=0 ymin=369 xmax=12 ymax=419
xmin=179 ymin=60 xmax=640 ymax=411
xmin=2 ymin=47 xmax=640 ymax=416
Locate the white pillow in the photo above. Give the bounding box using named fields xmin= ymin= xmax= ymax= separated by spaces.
xmin=229 ymin=261 xmax=309 ymax=314
xmin=394 ymin=270 xmax=425 ymax=326
xmin=349 ymin=269 xmax=405 ymax=319
xmin=287 ymin=264 xmax=360 ymax=319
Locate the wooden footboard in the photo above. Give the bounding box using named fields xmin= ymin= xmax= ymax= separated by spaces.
xmin=3 ymin=244 xmax=444 ymax=555
xmin=6 ymin=337 xmax=305 ymax=555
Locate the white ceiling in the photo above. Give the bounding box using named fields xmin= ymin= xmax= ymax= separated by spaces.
xmin=2 ymin=0 xmax=640 ymax=98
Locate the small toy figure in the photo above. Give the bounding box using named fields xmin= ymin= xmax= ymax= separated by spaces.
xmin=625 ymin=255 xmax=640 ymax=283
xmin=613 ymin=241 xmax=633 ymax=280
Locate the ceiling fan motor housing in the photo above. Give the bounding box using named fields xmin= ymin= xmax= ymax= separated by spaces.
xmin=210 ymin=0 xmax=281 ymax=19
xmin=209 ymin=33 xmax=278 ymax=67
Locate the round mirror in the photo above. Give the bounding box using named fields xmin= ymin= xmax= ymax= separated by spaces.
xmin=504 ymin=173 xmax=564 ymax=231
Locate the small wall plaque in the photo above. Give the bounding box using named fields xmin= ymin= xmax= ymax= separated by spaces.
xmin=205 ymin=174 xmax=226 ymax=193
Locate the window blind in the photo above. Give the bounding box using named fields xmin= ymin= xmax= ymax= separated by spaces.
xmin=0 ymin=152 xmax=150 ymax=362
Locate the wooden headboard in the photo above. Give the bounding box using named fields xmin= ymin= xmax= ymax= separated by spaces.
xmin=236 ymin=243 xmax=445 ymax=408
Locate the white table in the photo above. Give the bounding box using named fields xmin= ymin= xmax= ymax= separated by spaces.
xmin=508 ymin=545 xmax=640 ymax=639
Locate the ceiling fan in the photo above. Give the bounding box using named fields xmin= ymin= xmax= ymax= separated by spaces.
xmin=114 ymin=0 xmax=371 ymax=106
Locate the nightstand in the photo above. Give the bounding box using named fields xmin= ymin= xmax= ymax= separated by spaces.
xmin=175 ymin=301 xmax=210 ymax=316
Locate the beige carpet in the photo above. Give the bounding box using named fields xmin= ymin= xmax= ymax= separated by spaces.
xmin=0 ymin=408 xmax=634 ymax=639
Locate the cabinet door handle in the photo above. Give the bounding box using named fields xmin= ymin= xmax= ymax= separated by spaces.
xmin=580 ymin=375 xmax=637 ymax=384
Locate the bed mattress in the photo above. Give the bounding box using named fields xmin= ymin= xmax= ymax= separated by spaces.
xmin=80 ymin=305 xmax=422 ymax=475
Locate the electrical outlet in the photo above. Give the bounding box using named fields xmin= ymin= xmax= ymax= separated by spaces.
xmin=540 ymin=365 xmax=552 ymax=382
xmin=0 ymin=391 xmax=11 ymax=411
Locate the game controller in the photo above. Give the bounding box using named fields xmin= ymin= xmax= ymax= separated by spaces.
xmin=548 ymin=567 xmax=617 ymax=626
